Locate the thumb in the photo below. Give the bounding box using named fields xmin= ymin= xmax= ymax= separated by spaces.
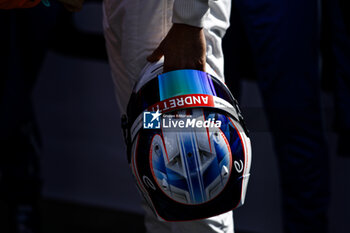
xmin=147 ymin=45 xmax=164 ymax=62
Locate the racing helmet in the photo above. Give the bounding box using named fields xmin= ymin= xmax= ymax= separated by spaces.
xmin=121 ymin=62 xmax=252 ymax=221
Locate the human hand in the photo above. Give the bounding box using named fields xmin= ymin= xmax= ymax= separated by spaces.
xmin=57 ymin=0 xmax=84 ymax=12
xmin=147 ymin=23 xmax=206 ymax=73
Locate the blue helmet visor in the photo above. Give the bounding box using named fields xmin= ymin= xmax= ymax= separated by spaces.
xmin=127 ymin=69 xmax=236 ymax=125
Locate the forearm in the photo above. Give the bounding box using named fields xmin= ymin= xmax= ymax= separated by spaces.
xmin=148 ymin=0 xmax=213 ymax=72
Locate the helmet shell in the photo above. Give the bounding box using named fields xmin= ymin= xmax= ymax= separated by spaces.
xmin=125 ymin=63 xmax=251 ymax=221
xmin=130 ymin=109 xmax=251 ymax=221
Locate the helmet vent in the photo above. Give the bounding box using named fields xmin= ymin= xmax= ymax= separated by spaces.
xmin=221 ymin=165 xmax=229 ymax=177
xmin=154 ymin=144 xmax=160 ymax=151
xmin=162 ymin=178 xmax=168 ymax=190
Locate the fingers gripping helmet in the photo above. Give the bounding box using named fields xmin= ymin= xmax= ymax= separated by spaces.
xmin=122 ymin=62 xmax=252 ymax=221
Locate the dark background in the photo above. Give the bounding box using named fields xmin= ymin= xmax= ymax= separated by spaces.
xmin=0 ymin=1 xmax=349 ymax=233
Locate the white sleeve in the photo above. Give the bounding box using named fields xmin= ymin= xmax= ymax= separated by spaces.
xmin=172 ymin=0 xmax=211 ymax=28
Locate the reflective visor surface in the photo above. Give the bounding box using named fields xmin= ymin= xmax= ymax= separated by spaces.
xmin=127 ymin=69 xmax=235 ymax=125
xmin=158 ymin=70 xmax=217 ymax=100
